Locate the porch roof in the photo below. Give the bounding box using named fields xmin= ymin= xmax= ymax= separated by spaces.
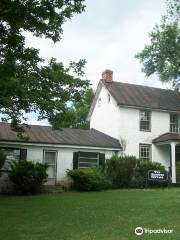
xmin=153 ymin=133 xmax=180 ymax=144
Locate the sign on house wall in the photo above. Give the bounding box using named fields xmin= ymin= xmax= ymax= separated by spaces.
xmin=148 ymin=170 xmax=168 ymax=181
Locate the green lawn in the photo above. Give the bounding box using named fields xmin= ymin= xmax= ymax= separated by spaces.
xmin=0 ymin=189 xmax=180 ymax=240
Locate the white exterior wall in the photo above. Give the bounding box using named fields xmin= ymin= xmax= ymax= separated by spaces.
xmin=0 ymin=143 xmax=117 ymax=184
xmin=119 ymin=107 xmax=170 ymax=168
xmin=90 ymin=86 xmax=121 ymax=139
xmin=90 ymin=85 xmax=171 ymax=168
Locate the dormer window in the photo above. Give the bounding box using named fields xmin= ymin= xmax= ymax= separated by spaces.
xmin=170 ymin=114 xmax=179 ymax=133
xmin=140 ymin=110 xmax=151 ymax=131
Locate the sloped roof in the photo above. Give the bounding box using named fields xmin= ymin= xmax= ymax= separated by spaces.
xmin=105 ymin=81 xmax=180 ymax=112
xmin=153 ymin=133 xmax=180 ymax=143
xmin=0 ymin=123 xmax=121 ymax=149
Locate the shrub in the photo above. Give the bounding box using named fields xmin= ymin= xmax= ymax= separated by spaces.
xmin=105 ymin=155 xmax=168 ymax=188
xmin=105 ymin=155 xmax=137 ymax=188
xmin=67 ymin=167 xmax=111 ymax=191
xmin=0 ymin=149 xmax=6 ymax=172
xmin=176 ymin=161 xmax=180 ymax=183
xmin=132 ymin=160 xmax=167 ymax=188
xmin=8 ymin=160 xmax=48 ymax=194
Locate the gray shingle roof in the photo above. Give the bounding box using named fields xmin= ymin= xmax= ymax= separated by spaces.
xmin=0 ymin=123 xmax=121 ymax=149
xmin=105 ymin=81 xmax=180 ymax=112
xmin=153 ymin=133 xmax=180 ymax=143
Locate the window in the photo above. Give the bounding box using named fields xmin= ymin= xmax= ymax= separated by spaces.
xmin=44 ymin=151 xmax=57 ymax=179
xmin=170 ymin=114 xmax=179 ymax=133
xmin=140 ymin=110 xmax=151 ymax=131
xmin=107 ymin=93 xmax=111 ymax=102
xmin=98 ymin=98 xmax=101 ymax=107
xmin=78 ymin=152 xmax=99 ymax=168
xmin=139 ymin=144 xmax=151 ymax=161
xmin=1 ymin=148 xmax=20 ymax=171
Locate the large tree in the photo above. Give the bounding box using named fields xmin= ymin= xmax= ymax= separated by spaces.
xmin=0 ymin=0 xmax=89 ymax=135
xmin=136 ymin=0 xmax=180 ymax=89
xmin=50 ymin=87 xmax=94 ymax=129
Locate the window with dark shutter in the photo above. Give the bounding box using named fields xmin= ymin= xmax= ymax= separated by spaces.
xmin=78 ymin=152 xmax=99 ymax=168
xmin=0 ymin=148 xmax=20 ymax=171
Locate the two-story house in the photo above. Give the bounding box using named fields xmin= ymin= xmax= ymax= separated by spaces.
xmin=88 ymin=69 xmax=180 ymax=183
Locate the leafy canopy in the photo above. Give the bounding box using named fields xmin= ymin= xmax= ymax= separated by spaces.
xmin=0 ymin=0 xmax=88 ymax=134
xmin=136 ymin=0 xmax=180 ymax=89
xmin=51 ymin=87 xmax=94 ymax=129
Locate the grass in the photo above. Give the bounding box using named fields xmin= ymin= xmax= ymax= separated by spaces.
xmin=0 ymin=189 xmax=180 ymax=240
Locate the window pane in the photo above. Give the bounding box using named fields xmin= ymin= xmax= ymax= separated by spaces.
xmin=44 ymin=152 xmax=56 ymax=164
xmin=139 ymin=144 xmax=151 ymax=161
xmin=1 ymin=149 xmax=20 ymax=170
xmin=79 ymin=152 xmax=98 ymax=158
xmin=78 ymin=158 xmax=98 ymax=164
xmin=78 ymin=152 xmax=99 ymax=168
xmin=44 ymin=151 xmax=56 ymax=179
xmin=79 ymin=162 xmax=98 ymax=168
xmin=170 ymin=114 xmax=179 ymax=133
xmin=140 ymin=110 xmax=151 ymax=131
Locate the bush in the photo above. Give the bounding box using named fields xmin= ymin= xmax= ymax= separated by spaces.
xmin=105 ymin=155 xmax=137 ymax=188
xmin=8 ymin=160 xmax=48 ymax=194
xmin=67 ymin=167 xmax=111 ymax=191
xmin=0 ymin=149 xmax=6 ymax=171
xmin=132 ymin=161 xmax=167 ymax=188
xmin=176 ymin=161 xmax=180 ymax=183
xmin=105 ymin=155 xmax=168 ymax=188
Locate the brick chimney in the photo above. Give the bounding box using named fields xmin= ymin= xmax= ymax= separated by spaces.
xmin=101 ymin=69 xmax=113 ymax=83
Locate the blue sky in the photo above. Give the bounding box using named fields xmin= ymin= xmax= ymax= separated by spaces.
xmin=24 ymin=0 xmax=168 ymax=125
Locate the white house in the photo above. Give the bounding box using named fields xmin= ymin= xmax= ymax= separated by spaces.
xmin=88 ymin=69 xmax=180 ymax=183
xmin=0 ymin=69 xmax=180 ymax=189
xmin=0 ymin=123 xmax=121 ymax=190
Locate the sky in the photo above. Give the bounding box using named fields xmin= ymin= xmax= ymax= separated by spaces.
xmin=24 ymin=0 xmax=168 ymax=125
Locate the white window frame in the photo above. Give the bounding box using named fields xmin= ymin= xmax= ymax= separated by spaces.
xmin=139 ymin=144 xmax=151 ymax=161
xmin=78 ymin=152 xmax=99 ymax=168
xmin=170 ymin=113 xmax=179 ymax=133
xmin=140 ymin=110 xmax=151 ymax=132
xmin=43 ymin=150 xmax=57 ymax=180
xmin=98 ymin=98 xmax=101 ymax=107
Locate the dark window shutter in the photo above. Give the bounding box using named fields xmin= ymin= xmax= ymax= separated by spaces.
xmin=99 ymin=153 xmax=105 ymax=168
xmin=20 ymin=149 xmax=27 ymax=160
xmin=73 ymin=152 xmax=79 ymax=169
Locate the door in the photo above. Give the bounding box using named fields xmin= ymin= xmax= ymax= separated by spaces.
xmin=44 ymin=151 xmax=57 ymax=181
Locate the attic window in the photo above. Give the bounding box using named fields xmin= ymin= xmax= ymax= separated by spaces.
xmin=107 ymin=93 xmax=111 ymax=102
xmin=98 ymin=97 xmax=101 ymax=107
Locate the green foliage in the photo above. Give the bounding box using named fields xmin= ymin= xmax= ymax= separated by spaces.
xmin=67 ymin=167 xmax=111 ymax=191
xmin=0 ymin=149 xmax=6 ymax=171
xmin=51 ymin=87 xmax=95 ymax=129
xmin=105 ymin=155 xmax=137 ymax=188
xmin=105 ymin=155 xmax=167 ymax=188
xmin=0 ymin=0 xmax=87 ymax=135
xmin=8 ymin=160 xmax=48 ymax=194
xmin=132 ymin=161 xmax=167 ymax=188
xmin=136 ymin=0 xmax=180 ymax=88
xmin=176 ymin=161 xmax=180 ymax=183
